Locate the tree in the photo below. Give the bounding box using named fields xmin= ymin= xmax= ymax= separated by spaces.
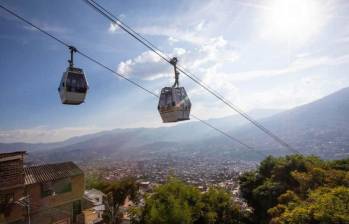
xmin=270 ymin=187 xmax=349 ymax=224
xmin=139 ymin=178 xmax=251 ymax=224
xmin=239 ymin=155 xmax=349 ymax=223
xmin=87 ymin=176 xmax=139 ymax=224
xmin=141 ymin=178 xmax=200 ymax=224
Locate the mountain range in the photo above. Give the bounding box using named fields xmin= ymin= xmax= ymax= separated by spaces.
xmin=1 ymin=87 xmax=349 ymax=162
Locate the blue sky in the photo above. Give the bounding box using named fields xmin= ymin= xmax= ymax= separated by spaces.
xmin=0 ymin=0 xmax=349 ymax=143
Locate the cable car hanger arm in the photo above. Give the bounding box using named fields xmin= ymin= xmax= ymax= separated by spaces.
xmin=170 ymin=57 xmax=179 ymax=88
xmin=68 ymin=46 xmax=77 ymax=68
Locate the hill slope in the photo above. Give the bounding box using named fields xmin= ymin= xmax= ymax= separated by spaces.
xmin=2 ymin=87 xmax=349 ymax=162
xmin=220 ymin=87 xmax=349 ymax=158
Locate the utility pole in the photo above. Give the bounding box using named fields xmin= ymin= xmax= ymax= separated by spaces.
xmin=15 ymin=195 xmax=31 ymax=224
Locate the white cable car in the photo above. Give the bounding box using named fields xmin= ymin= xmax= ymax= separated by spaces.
xmin=158 ymin=57 xmax=191 ymax=122
xmin=58 ymin=46 xmax=88 ymax=105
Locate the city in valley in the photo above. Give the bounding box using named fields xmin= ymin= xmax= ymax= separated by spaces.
xmin=81 ymin=156 xmax=258 ymax=191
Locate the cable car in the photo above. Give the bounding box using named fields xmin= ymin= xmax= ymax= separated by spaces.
xmin=58 ymin=46 xmax=88 ymax=105
xmin=158 ymin=57 xmax=191 ymax=122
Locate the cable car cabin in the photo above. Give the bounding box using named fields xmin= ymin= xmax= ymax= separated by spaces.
xmin=158 ymin=87 xmax=191 ymax=122
xmin=58 ymin=67 xmax=88 ymax=105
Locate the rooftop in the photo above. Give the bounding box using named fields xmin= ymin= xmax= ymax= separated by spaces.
xmin=0 ymin=151 xmax=26 ymax=159
xmin=24 ymin=161 xmax=83 ymax=185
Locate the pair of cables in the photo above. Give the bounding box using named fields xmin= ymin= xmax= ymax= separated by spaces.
xmin=83 ymin=0 xmax=300 ymax=155
xmin=0 ymin=3 xmax=267 ymax=158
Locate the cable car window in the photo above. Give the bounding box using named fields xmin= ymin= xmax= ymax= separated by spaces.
xmin=159 ymin=93 xmax=166 ymax=105
xmin=165 ymin=92 xmax=173 ymax=105
xmin=66 ymin=72 xmax=87 ymax=93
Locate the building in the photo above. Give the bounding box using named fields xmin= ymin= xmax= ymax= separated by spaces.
xmin=0 ymin=151 xmax=85 ymax=224
xmin=82 ymin=189 xmax=105 ymax=224
xmin=119 ymin=197 xmax=134 ymax=224
xmin=0 ymin=151 xmax=26 ymax=224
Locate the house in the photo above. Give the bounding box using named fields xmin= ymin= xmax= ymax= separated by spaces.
xmin=82 ymin=189 xmax=105 ymax=224
xmin=0 ymin=151 xmax=85 ymax=224
xmin=119 ymin=196 xmax=134 ymax=224
xmin=0 ymin=151 xmax=26 ymax=224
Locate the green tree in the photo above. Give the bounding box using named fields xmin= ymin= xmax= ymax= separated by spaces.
xmin=86 ymin=176 xmax=139 ymax=224
xmin=239 ymin=155 xmax=349 ymax=223
xmin=142 ymin=178 xmax=200 ymax=224
xmin=139 ymin=178 xmax=251 ymax=224
xmin=270 ymin=187 xmax=349 ymax=224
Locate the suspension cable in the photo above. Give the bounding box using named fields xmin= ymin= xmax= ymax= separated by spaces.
xmin=0 ymin=3 xmax=266 ymax=158
xmin=83 ymin=0 xmax=300 ymax=155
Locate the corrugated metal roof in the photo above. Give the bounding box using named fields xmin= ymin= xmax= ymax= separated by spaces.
xmin=24 ymin=161 xmax=83 ymax=185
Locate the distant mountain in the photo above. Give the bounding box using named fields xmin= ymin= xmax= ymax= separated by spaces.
xmin=0 ymin=109 xmax=280 ymax=162
xmin=2 ymin=87 xmax=349 ymax=162
xmin=215 ymin=87 xmax=349 ymax=159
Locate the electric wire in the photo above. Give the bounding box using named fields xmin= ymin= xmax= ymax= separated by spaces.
xmin=0 ymin=3 xmax=266 ymax=158
xmin=83 ymin=0 xmax=300 ymax=154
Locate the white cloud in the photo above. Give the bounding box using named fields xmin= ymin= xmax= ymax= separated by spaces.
xmin=186 ymin=51 xmax=349 ymax=118
xmin=195 ymin=20 xmax=206 ymax=31
xmin=116 ymin=35 xmax=239 ymax=82
xmin=244 ymin=75 xmax=349 ymax=110
xmin=117 ymin=51 xmax=170 ymax=80
xmin=211 ymin=54 xmax=349 ymax=83
xmin=136 ymin=25 xmax=209 ymax=45
xmin=168 ymin=36 xmax=179 ymax=45
xmin=0 ymin=126 xmax=103 ymax=143
xmin=108 ymin=22 xmax=120 ymax=33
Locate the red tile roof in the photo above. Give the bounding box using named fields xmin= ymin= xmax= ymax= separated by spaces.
xmin=24 ymin=161 xmax=83 ymax=185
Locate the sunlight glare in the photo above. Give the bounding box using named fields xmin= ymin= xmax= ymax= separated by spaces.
xmin=262 ymin=0 xmax=326 ymax=45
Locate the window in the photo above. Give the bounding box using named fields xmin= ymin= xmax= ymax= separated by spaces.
xmin=53 ymin=178 xmax=72 ymax=194
xmin=41 ymin=178 xmax=72 ymax=197
xmin=66 ymin=72 xmax=87 ymax=93
xmin=41 ymin=181 xmax=53 ymax=197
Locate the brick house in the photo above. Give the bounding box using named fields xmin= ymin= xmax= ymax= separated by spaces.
xmin=0 ymin=151 xmax=85 ymax=224
xmin=0 ymin=151 xmax=26 ymax=224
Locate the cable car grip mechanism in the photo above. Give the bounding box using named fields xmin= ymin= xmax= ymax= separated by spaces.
xmin=68 ymin=46 xmax=78 ymax=68
xmin=170 ymin=57 xmax=180 ymax=88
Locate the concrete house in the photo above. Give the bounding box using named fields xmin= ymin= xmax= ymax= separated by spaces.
xmin=82 ymin=189 xmax=105 ymax=224
xmin=0 ymin=151 xmax=85 ymax=224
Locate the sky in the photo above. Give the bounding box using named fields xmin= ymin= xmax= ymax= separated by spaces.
xmin=0 ymin=0 xmax=349 ymax=143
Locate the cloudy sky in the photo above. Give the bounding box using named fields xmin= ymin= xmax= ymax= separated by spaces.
xmin=0 ymin=0 xmax=348 ymax=143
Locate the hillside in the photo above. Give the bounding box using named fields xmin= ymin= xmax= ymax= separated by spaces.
xmin=1 ymin=87 xmax=349 ymax=162
xmin=221 ymin=87 xmax=349 ymax=158
xmin=0 ymin=109 xmax=279 ymax=162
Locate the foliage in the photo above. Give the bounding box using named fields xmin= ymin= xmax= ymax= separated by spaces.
xmin=270 ymin=187 xmax=349 ymax=224
xmin=85 ymin=155 xmax=349 ymax=224
xmin=86 ymin=175 xmax=139 ymax=224
xmin=137 ymin=178 xmax=251 ymax=224
xmin=239 ymin=155 xmax=349 ymax=224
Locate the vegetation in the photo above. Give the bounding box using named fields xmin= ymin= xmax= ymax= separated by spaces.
xmin=86 ymin=155 xmax=349 ymax=224
xmin=239 ymin=155 xmax=349 ymax=224
xmin=87 ymin=176 xmax=139 ymax=224
xmin=133 ymin=178 xmax=251 ymax=224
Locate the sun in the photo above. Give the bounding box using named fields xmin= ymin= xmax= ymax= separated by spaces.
xmin=261 ymin=0 xmax=326 ymax=45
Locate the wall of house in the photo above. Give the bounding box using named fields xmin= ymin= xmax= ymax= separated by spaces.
xmin=82 ymin=209 xmax=100 ymax=224
xmin=0 ymin=156 xmax=24 ymax=191
xmin=1 ymin=186 xmax=26 ymax=224
xmin=25 ymin=174 xmax=84 ymax=224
